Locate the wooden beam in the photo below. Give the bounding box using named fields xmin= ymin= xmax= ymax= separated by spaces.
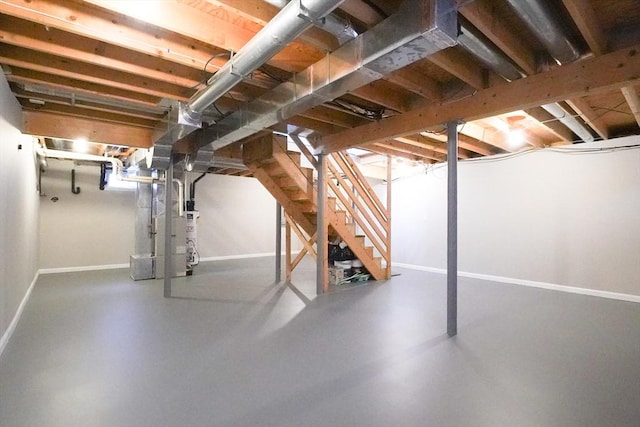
xmin=383 ymin=68 xmax=442 ymax=102
xmin=19 ymin=101 xmax=159 ymax=128
xmin=621 ymin=85 xmax=640 ymax=128
xmin=23 ymin=111 xmax=153 ymax=148
xmin=562 ymin=0 xmax=608 ymax=55
xmin=566 ymin=97 xmax=610 ymax=140
xmin=0 ymin=43 xmax=193 ymax=101
xmin=459 ymin=1 xmax=537 ymax=75
xmin=366 ymin=144 xmax=423 ymax=162
xmin=0 ymin=15 xmax=204 ymax=88
xmin=301 ymin=106 xmax=369 ymax=128
xmin=428 ymin=48 xmax=490 ymax=90
xmin=413 ymin=131 xmax=497 ymax=156
xmin=0 ymin=0 xmax=228 ymax=72
xmin=351 ymin=80 xmax=414 ymax=113
xmin=5 ymin=67 xmax=162 ymax=106
xmin=317 ymin=45 xmax=640 ymax=153
xmin=204 ymin=0 xmax=339 ymax=52
xmin=12 ymin=86 xmax=166 ymax=121
xmin=376 ymin=140 xmax=444 ymax=161
xmin=523 ymin=107 xmax=574 ymax=142
xmin=83 ymin=0 xmax=325 ymax=73
xmin=394 ymin=136 xmax=471 ymax=159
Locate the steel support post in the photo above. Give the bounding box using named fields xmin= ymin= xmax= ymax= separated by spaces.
xmin=275 ymin=202 xmax=282 ymax=283
xmin=447 ymin=120 xmax=458 ymax=337
xmin=164 ymin=160 xmax=173 ymax=298
xmin=316 ymin=153 xmax=327 ymax=294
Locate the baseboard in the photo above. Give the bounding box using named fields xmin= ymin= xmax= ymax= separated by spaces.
xmin=39 ymin=263 xmax=129 ymax=275
xmin=393 ymin=263 xmax=640 ymax=303
xmin=38 ymin=253 xmax=290 ymax=273
xmin=199 ymin=252 xmax=284 ymax=262
xmin=0 ymin=271 xmax=39 ymax=358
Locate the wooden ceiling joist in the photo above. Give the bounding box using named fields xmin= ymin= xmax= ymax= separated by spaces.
xmin=19 ymin=101 xmax=158 ymax=128
xmin=0 ymin=0 xmax=228 ymax=71
xmin=11 ymin=86 xmax=167 ymax=121
xmin=203 ymin=0 xmax=340 ymax=52
xmin=523 ymin=107 xmax=574 ymax=143
xmin=82 ymin=0 xmax=325 ymax=73
xmin=566 ymin=97 xmax=610 ymax=140
xmin=459 ymin=1 xmax=537 ymax=75
xmin=0 ymin=15 xmax=205 ymax=88
xmin=317 ymin=45 xmax=640 ymax=153
xmin=23 ymin=111 xmax=153 ymax=148
xmin=621 ymin=85 xmax=640 ymax=128
xmin=0 ymin=43 xmax=193 ymax=101
xmin=562 ymin=0 xmax=608 ymax=56
xmin=5 ymin=67 xmax=162 ymax=106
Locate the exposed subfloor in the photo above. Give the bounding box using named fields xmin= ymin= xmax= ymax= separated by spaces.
xmin=1 ymin=257 xmax=639 ymax=427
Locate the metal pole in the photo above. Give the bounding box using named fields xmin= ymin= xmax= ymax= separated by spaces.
xmin=447 ymin=120 xmax=458 ymax=337
xmin=275 ymin=202 xmax=282 ymax=283
xmin=316 ymin=153 xmax=327 ymax=295
xmin=164 ymin=160 xmax=174 ymax=298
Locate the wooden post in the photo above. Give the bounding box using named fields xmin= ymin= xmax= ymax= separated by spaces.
xmin=316 ymin=153 xmax=328 ymax=294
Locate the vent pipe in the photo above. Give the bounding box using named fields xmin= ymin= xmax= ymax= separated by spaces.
xmin=182 ymin=0 xmax=346 ymax=124
xmin=504 ymin=0 xmax=581 ymax=64
xmin=458 ymin=24 xmax=524 ymax=82
xmin=264 ymin=0 xmax=358 ymax=45
xmin=541 ymin=103 xmax=594 ymax=142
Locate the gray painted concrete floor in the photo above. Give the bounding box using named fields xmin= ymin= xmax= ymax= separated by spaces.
xmin=1 ymin=257 xmax=639 ymax=427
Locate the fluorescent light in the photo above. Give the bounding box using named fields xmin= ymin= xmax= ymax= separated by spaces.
xmin=73 ymin=138 xmax=90 ymax=153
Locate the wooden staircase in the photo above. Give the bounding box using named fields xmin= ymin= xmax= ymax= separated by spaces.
xmin=243 ymin=134 xmax=391 ymax=288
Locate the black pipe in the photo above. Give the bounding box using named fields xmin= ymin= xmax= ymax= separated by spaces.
xmin=71 ymin=169 xmax=81 ymax=194
xmin=187 ymin=172 xmax=207 ymax=211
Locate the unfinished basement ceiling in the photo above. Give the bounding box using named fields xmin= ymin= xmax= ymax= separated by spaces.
xmin=1 ymin=0 xmax=639 ymax=173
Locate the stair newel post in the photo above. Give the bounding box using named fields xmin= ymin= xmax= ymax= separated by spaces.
xmin=316 ymin=153 xmax=329 ymax=294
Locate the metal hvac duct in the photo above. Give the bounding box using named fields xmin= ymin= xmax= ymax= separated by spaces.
xmin=264 ymin=0 xmax=358 ymax=45
xmin=151 ymin=0 xmax=345 ymax=169
xmin=193 ymin=0 xmax=457 ymax=153
xmin=504 ymin=0 xmax=581 ymax=64
xmin=457 ymin=15 xmax=594 ymax=142
xmin=183 ymin=0 xmax=346 ymax=124
xmin=458 ymin=24 xmax=524 ymax=82
xmin=541 ymin=103 xmax=594 ymax=142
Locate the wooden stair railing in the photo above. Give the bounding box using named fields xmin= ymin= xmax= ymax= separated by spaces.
xmin=243 ymin=134 xmax=391 ymax=290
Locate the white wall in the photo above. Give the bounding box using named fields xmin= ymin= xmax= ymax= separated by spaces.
xmin=390 ymin=138 xmax=640 ymax=297
xmin=38 ymin=167 xmax=288 ymax=268
xmin=38 ymin=159 xmax=137 ymax=269
xmin=190 ymin=173 xmax=289 ymax=259
xmin=0 ymin=74 xmax=40 ymax=345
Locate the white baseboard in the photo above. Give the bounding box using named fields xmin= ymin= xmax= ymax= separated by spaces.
xmin=38 ymin=253 xmax=289 ymax=274
xmin=0 ymin=271 xmax=39 ymax=358
xmin=39 ymin=263 xmax=129 ymax=275
xmin=393 ymin=263 xmax=640 ymax=303
xmin=199 ymin=252 xmax=286 ymax=262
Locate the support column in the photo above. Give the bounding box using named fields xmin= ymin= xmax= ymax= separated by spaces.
xmin=164 ymin=160 xmax=173 ymax=298
xmin=386 ymin=155 xmax=392 ymax=279
xmin=316 ymin=153 xmax=328 ymax=294
xmin=285 ymin=217 xmax=292 ymax=282
xmin=447 ymin=120 xmax=458 ymax=337
xmin=275 ymin=202 xmax=282 ymax=283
